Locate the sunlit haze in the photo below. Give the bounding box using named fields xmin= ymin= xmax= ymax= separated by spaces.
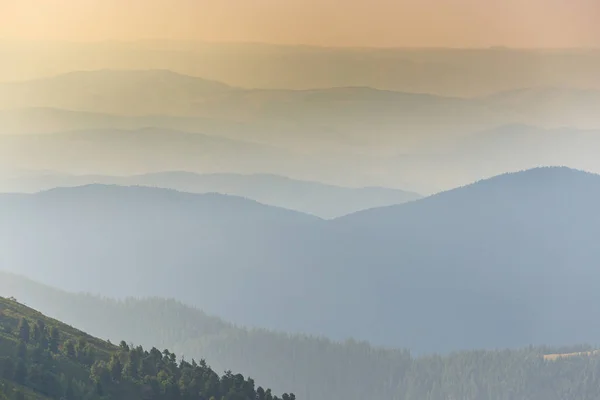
xmin=1 ymin=0 xmax=599 ymax=47
xmin=1 ymin=2 xmax=600 ymax=400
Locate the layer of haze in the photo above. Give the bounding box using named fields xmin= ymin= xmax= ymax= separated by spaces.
xmin=1 ymin=0 xmax=599 ymax=48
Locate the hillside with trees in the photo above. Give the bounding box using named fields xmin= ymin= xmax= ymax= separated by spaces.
xmin=2 ymin=272 xmax=600 ymax=400
xmin=0 ymin=295 xmax=294 ymax=400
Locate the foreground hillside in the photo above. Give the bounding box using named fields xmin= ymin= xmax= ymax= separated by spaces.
xmin=2 ymin=273 xmax=600 ymax=400
xmin=2 ymin=167 xmax=600 ymax=352
xmin=0 ymin=295 xmax=293 ymax=400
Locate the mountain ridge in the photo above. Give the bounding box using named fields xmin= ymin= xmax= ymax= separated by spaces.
xmin=2 ymin=167 xmax=600 ymax=352
xmin=0 ymin=171 xmax=421 ymax=218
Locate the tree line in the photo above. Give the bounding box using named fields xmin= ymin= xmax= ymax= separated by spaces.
xmin=0 ymin=308 xmax=294 ymax=400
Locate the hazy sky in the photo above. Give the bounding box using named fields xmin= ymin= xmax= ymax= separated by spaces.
xmin=0 ymin=0 xmax=599 ymax=48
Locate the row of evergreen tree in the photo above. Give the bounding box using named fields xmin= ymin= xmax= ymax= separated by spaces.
xmin=1 ymin=316 xmax=294 ymax=400
xmin=5 ymin=285 xmax=600 ymax=400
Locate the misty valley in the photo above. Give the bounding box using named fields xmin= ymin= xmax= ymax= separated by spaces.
xmin=1 ymin=39 xmax=600 ymax=400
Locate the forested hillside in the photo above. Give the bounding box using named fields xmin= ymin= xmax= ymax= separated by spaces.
xmin=2 ymin=272 xmax=600 ymax=400
xmin=0 ymin=295 xmax=293 ymax=400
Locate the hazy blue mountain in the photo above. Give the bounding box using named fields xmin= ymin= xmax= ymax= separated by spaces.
xmin=0 ymin=184 xmax=325 ymax=331
xmin=0 ymin=171 xmax=422 ymax=218
xmin=2 ymin=167 xmax=600 ymax=353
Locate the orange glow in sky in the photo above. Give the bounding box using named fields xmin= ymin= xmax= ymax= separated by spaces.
xmin=0 ymin=0 xmax=598 ymax=48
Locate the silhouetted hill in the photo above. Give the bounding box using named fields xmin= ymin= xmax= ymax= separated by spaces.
xmin=0 ymin=172 xmax=421 ymax=218
xmin=3 ymin=168 xmax=600 ymax=353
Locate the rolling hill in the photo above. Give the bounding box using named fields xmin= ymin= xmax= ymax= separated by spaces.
xmin=0 ymin=172 xmax=422 ymax=219
xmin=2 ymin=167 xmax=600 ymax=353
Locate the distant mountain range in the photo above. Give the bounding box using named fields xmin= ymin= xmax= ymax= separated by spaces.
xmin=1 ymin=69 xmax=599 ymax=193
xmin=1 ymin=70 xmax=599 ymax=140
xmin=2 ymin=167 xmax=600 ymax=353
xmin=3 ymin=122 xmax=600 ymax=195
xmin=0 ymin=126 xmax=423 ymax=192
xmin=0 ymin=171 xmax=422 ymax=219
xmin=1 ymin=42 xmax=600 ymax=97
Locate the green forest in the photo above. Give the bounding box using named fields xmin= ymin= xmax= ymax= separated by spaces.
xmin=0 ymin=296 xmax=294 ymax=400
xmin=3 ymin=274 xmax=600 ymax=400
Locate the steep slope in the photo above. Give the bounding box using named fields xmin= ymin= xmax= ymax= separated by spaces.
xmin=2 ymin=273 xmax=600 ymax=400
xmin=0 ymin=272 xmax=410 ymax=400
xmin=0 ymin=172 xmax=422 ymax=219
xmin=0 ymin=295 xmax=293 ymax=400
